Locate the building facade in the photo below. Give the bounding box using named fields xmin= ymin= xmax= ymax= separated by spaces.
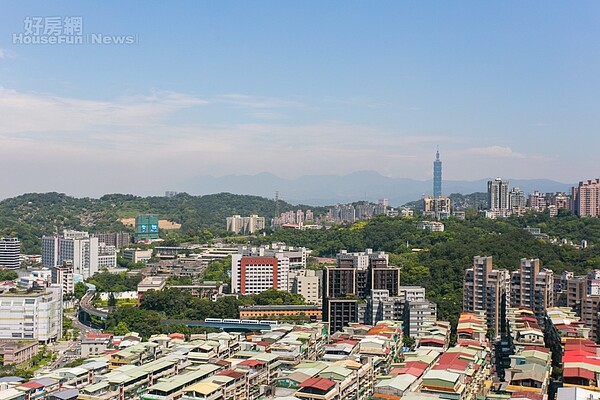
xmin=488 ymin=177 xmax=510 ymax=211
xmin=226 ymin=215 xmax=266 ymax=234
xmin=231 ymin=250 xmax=290 ymax=295
xmin=43 ymin=231 xmax=100 ymax=279
xmin=572 ymin=179 xmax=600 ymax=217
xmin=323 ymin=250 xmax=401 ymax=332
xmin=0 ymin=284 xmax=62 ymax=343
xmin=0 ymin=237 xmax=20 ymax=270
xmin=433 ymin=148 xmax=442 ymax=198
xmin=510 ymin=258 xmax=554 ymax=325
xmin=51 ymin=260 xmax=75 ymax=296
xmin=135 ymin=214 xmax=160 ymax=241
xmin=463 ymin=256 xmax=510 ymax=336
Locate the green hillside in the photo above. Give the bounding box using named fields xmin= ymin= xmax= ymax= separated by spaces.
xmin=0 ymin=192 xmax=299 ymax=253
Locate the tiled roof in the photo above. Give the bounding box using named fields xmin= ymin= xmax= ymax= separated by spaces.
xmin=299 ymin=377 xmax=336 ymax=392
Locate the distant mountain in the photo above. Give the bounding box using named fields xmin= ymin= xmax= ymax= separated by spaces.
xmin=180 ymin=172 xmax=573 ymax=206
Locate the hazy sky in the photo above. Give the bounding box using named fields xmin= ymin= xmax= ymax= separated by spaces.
xmin=0 ymin=1 xmax=599 ymax=198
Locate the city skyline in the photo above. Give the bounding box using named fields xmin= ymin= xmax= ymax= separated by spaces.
xmin=1 ymin=2 xmax=599 ymax=199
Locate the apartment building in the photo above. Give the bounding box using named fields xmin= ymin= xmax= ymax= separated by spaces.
xmin=463 ymin=256 xmax=510 ymax=336
xmin=510 ymin=258 xmax=554 ymax=325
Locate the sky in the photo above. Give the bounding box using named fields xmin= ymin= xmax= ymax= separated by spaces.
xmin=0 ymin=1 xmax=599 ymax=198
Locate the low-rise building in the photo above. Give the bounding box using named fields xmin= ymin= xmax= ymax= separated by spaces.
xmin=0 ymin=340 xmax=39 ymax=365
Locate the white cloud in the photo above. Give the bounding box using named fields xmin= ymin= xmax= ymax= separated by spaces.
xmin=0 ymin=48 xmax=16 ymax=59
xmin=464 ymin=145 xmax=528 ymax=158
xmin=217 ymin=93 xmax=302 ymax=109
xmin=0 ymin=87 xmax=207 ymax=134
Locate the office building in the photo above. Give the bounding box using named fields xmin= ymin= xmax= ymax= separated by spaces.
xmin=135 ymin=214 xmax=160 ymax=241
xmin=0 ymin=284 xmax=62 ymax=343
xmin=231 ymin=248 xmax=290 ymax=295
xmin=433 ymin=148 xmax=442 ymax=198
xmin=510 ymin=258 xmax=554 ymax=325
xmin=572 ymin=179 xmax=600 ymax=217
xmin=488 ymin=177 xmax=510 ymax=211
xmin=463 ymin=256 xmax=510 ymax=336
xmin=0 ymin=237 xmax=20 ymax=269
xmin=42 ymin=230 xmax=114 ymax=279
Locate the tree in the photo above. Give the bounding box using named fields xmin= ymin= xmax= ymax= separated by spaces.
xmin=108 ymin=292 xmax=117 ymax=307
xmin=74 ymin=282 xmax=88 ymax=300
xmin=112 ymin=321 xmax=130 ymax=335
xmin=0 ymin=270 xmax=18 ymax=281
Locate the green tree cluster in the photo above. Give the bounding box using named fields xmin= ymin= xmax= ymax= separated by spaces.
xmin=87 ymin=271 xmax=142 ymax=293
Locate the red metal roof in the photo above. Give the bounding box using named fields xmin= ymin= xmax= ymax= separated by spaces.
xmin=433 ymin=351 xmax=470 ymax=371
xmin=563 ymin=367 xmax=595 ymax=380
xmin=420 ymin=338 xmax=445 ymax=345
xmin=299 ymin=377 xmax=336 ymax=392
xmin=238 ymin=359 xmax=265 ymax=367
xmin=523 ymin=345 xmax=549 ymax=353
xmin=20 ymin=381 xmax=44 ymax=389
xmin=218 ymin=369 xmax=246 ymax=379
xmin=511 ymin=391 xmax=543 ymax=400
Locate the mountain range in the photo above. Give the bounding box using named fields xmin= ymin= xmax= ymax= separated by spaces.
xmin=179 ymin=171 xmax=573 ymax=206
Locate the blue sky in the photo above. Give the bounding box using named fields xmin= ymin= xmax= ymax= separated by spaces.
xmin=0 ymin=1 xmax=599 ymax=197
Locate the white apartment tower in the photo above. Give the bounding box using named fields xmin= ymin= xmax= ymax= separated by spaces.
xmin=488 ymin=178 xmax=510 ymax=211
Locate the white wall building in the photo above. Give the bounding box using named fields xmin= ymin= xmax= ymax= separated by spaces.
xmin=42 ymin=230 xmax=117 ymax=279
xmin=0 ymin=284 xmax=62 ymax=343
xmin=231 ymin=248 xmax=290 ymax=295
xmin=226 ymin=215 xmax=266 ymax=234
xmin=290 ymin=269 xmax=320 ymax=305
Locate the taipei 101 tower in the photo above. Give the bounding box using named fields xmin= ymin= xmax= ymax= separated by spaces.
xmin=433 ymin=148 xmax=442 ymax=198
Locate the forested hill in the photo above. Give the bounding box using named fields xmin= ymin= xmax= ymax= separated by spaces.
xmin=0 ymin=192 xmax=302 ymax=253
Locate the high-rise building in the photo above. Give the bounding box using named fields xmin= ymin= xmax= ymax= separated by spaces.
xmin=433 ymin=148 xmax=442 ymax=198
xmin=509 ymin=187 xmax=526 ymax=211
xmin=510 ymin=258 xmax=554 ymax=325
xmin=226 ymin=215 xmax=266 ymax=234
xmin=572 ymin=179 xmax=600 ymax=217
xmin=0 ymin=237 xmax=21 ymax=269
xmin=323 ymin=249 xmax=400 ymax=332
xmin=41 ymin=230 xmax=115 ymax=279
xmin=51 ymin=260 xmax=75 ymax=296
xmin=403 ymin=299 xmax=437 ymax=337
xmin=231 ymin=247 xmax=290 ymax=295
xmin=488 ymin=178 xmax=510 ymax=211
xmin=463 ymin=256 xmax=510 ymax=336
